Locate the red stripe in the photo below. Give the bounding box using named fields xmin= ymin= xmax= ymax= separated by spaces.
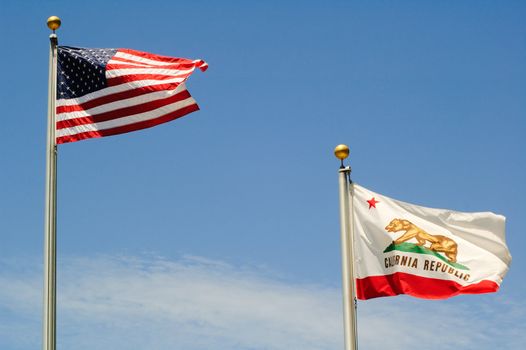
xmin=56 ymin=104 xmax=199 ymax=144
xmin=56 ymin=83 xmax=183 ymax=114
xmin=194 ymin=60 xmax=208 ymax=72
xmin=106 ymin=61 xmax=198 ymax=70
xmin=356 ymin=272 xmax=499 ymax=300
xmin=114 ymin=49 xmax=207 ymax=72
xmin=118 ymin=48 xmax=195 ymax=64
xmin=56 ymin=89 xmax=192 ymax=129
xmin=106 ymin=74 xmax=188 ymax=86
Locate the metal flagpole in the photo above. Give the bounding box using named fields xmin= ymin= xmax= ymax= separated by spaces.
xmin=43 ymin=15 xmax=61 ymax=350
xmin=334 ymin=144 xmax=358 ymax=350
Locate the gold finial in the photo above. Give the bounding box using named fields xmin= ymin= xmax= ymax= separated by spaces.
xmin=334 ymin=144 xmax=350 ymax=160
xmin=47 ymin=16 xmax=61 ymax=31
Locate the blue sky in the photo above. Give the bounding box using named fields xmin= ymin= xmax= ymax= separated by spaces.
xmin=0 ymin=1 xmax=525 ymax=349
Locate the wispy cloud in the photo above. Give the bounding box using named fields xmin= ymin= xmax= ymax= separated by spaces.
xmin=0 ymin=255 xmax=342 ymax=350
xmin=0 ymin=254 xmax=524 ymax=350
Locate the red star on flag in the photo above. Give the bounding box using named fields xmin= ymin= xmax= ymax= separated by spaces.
xmin=367 ymin=197 xmax=379 ymax=209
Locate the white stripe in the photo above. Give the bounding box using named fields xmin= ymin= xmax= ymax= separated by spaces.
xmin=109 ymin=56 xmax=193 ymax=69
xmin=106 ymin=67 xmax=195 ymax=78
xmin=57 ymin=79 xmax=187 ymax=107
xmin=56 ymin=84 xmax=189 ymax=122
xmin=56 ymin=97 xmax=197 ymax=137
xmin=112 ymin=52 xmax=181 ymax=66
xmin=107 ymin=60 xmax=155 ymax=68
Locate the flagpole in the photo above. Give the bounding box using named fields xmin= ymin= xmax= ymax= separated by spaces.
xmin=335 ymin=144 xmax=358 ymax=350
xmin=43 ymin=15 xmax=60 ymax=350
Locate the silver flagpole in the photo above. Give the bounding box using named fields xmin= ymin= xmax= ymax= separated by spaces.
xmin=335 ymin=144 xmax=358 ymax=350
xmin=43 ymin=15 xmax=61 ymax=350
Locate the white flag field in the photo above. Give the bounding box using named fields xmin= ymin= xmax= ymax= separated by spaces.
xmin=352 ymin=184 xmax=511 ymax=300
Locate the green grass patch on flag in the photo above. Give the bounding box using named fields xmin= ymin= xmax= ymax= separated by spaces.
xmin=383 ymin=242 xmax=469 ymax=271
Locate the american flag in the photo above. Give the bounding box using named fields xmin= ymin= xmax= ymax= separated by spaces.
xmin=56 ymin=46 xmax=207 ymax=144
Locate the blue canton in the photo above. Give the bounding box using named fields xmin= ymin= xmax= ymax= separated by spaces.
xmin=57 ymin=46 xmax=117 ymax=99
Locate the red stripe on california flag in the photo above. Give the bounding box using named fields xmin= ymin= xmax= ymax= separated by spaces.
xmin=56 ymin=89 xmax=192 ymax=129
xmin=56 ymin=104 xmax=199 ymax=144
xmin=356 ymin=272 xmax=499 ymax=300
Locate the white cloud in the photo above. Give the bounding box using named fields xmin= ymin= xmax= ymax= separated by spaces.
xmin=0 ymin=254 xmax=524 ymax=350
xmin=0 ymin=255 xmax=342 ymax=350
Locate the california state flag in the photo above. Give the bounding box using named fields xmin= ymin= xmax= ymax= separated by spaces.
xmin=352 ymin=184 xmax=511 ymax=300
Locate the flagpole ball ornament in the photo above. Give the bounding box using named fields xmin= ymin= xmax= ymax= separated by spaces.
xmin=334 ymin=144 xmax=350 ymax=160
xmin=47 ymin=16 xmax=61 ymax=31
